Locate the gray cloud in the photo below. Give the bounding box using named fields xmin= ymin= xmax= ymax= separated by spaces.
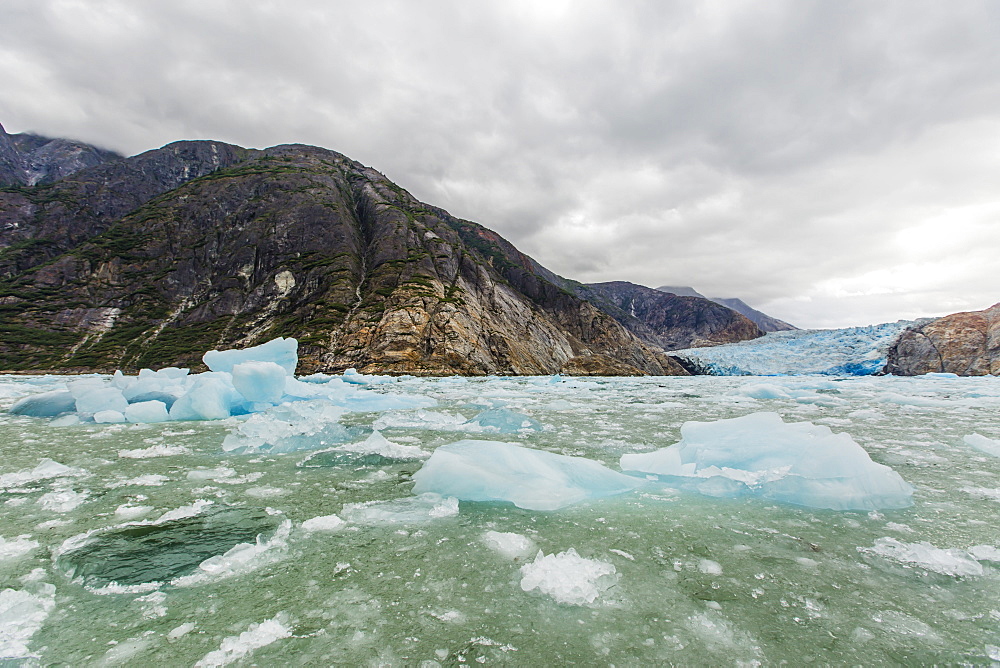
xmin=2 ymin=0 xmax=998 ymax=327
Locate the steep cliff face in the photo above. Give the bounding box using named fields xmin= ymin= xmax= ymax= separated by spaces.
xmin=0 ymin=141 xmax=683 ymax=376
xmin=884 ymin=303 xmax=1000 ymax=376
xmin=0 ymin=140 xmax=247 ymax=276
xmin=573 ymin=281 xmax=764 ymax=350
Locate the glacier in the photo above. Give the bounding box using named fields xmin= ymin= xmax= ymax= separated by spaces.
xmin=672 ymin=321 xmax=915 ymax=376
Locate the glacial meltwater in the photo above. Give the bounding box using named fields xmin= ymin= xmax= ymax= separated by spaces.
xmin=1 ymin=372 xmax=999 ymax=665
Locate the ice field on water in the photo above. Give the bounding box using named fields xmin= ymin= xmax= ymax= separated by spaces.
xmin=1 ymin=339 xmax=1000 ymax=665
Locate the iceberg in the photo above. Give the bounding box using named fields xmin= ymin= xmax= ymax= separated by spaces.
xmin=619 ymin=412 xmax=913 ymax=511
xmin=203 ymin=337 xmax=298 ymax=375
xmin=231 ymin=361 xmax=287 ymax=404
xmin=8 ymin=390 xmax=76 ymax=417
xmin=412 ymin=440 xmax=643 ymax=511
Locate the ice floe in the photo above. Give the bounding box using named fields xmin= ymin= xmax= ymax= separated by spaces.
xmin=412 ymin=440 xmax=643 ymax=510
xmin=340 ymin=493 xmax=459 ymax=525
xmin=194 ymin=613 xmax=293 ymax=667
xmin=519 ymin=548 xmax=618 ymax=605
xmin=482 ymin=531 xmax=537 ymax=561
xmin=964 ymin=433 xmax=1000 ymax=457
xmin=860 ymin=537 xmax=987 ymax=577
xmin=619 ymin=412 xmax=914 ymax=510
xmin=0 ymin=582 xmax=56 ymax=662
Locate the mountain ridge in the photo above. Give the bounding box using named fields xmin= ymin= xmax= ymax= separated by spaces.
xmin=0 ymin=130 xmax=761 ymax=375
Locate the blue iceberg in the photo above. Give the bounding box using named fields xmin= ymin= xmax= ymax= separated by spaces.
xmin=620 ymin=412 xmax=914 ymax=511
xmin=412 ymin=440 xmax=642 ymax=511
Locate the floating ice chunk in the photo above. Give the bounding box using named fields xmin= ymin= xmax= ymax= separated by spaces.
xmin=412 ymin=440 xmax=642 ymax=511
xmin=519 ymin=548 xmax=618 ymax=605
xmin=124 ymin=400 xmax=170 ymax=423
xmin=482 ymin=531 xmax=537 ymax=560
xmin=94 ymin=409 xmax=125 ymax=423
xmin=964 ymin=433 xmax=1000 ymax=458
xmin=861 ymin=538 xmax=984 ymax=577
xmin=8 ymin=390 xmax=76 ymax=417
xmin=194 ymin=613 xmax=292 ymax=668
xmin=372 ymin=409 xmax=468 ymax=431
xmin=970 ymin=545 xmax=1000 ymax=562
xmin=340 ymin=493 xmax=459 ymax=525
xmin=203 ymin=337 xmax=298 ymax=375
xmin=0 ymin=583 xmax=56 ymax=661
xmin=468 ymin=408 xmax=542 ymax=433
xmin=118 ymin=443 xmax=189 ymax=458
xmin=72 ymin=383 xmax=129 ymax=416
xmin=301 ymin=514 xmax=346 ymax=532
xmin=338 ymin=430 xmax=428 ymax=460
xmin=168 ymin=622 xmax=196 ymax=639
xmin=619 ymin=412 xmax=913 ymax=511
xmin=191 ymin=519 xmax=292 ymax=581
xmin=37 ymin=489 xmax=88 ymax=513
xmin=698 ymin=559 xmax=723 ymax=575
xmin=342 ymin=368 xmax=397 ymax=385
xmin=232 ymin=361 xmax=287 ymax=404
xmin=0 ymin=459 xmax=85 ymax=490
xmin=169 ymin=374 xmax=241 ymax=421
xmin=222 ymin=400 xmax=356 ymax=454
xmin=740 ymin=384 xmax=791 ymax=400
xmin=187 ymin=467 xmax=236 ymax=482
xmin=114 ymin=504 xmax=153 ymax=520
xmin=0 ymin=535 xmax=38 ymax=561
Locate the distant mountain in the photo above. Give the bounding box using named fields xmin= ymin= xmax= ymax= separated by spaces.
xmin=0 ymin=134 xmax=697 ymax=376
xmin=708 ymin=297 xmax=797 ymax=332
xmin=656 ymin=285 xmax=797 ymax=332
xmin=655 ymin=285 xmax=706 ymax=299
xmin=885 ymin=303 xmax=1000 ymax=376
xmin=572 ymin=281 xmax=764 ymax=350
xmin=0 ymin=122 xmax=122 ymax=187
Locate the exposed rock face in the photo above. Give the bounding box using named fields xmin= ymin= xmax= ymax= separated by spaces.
xmin=655 ymin=285 xmax=796 ymax=332
xmin=708 ymin=297 xmax=797 ymax=332
xmin=0 ymin=140 xmax=683 ymax=376
xmin=884 ymin=303 xmax=1000 ymax=376
xmin=574 ymin=281 xmax=764 ymax=350
xmin=0 ymin=124 xmax=122 ymax=187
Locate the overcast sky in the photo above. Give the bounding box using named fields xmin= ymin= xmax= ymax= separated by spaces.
xmin=2 ymin=0 xmax=998 ymax=328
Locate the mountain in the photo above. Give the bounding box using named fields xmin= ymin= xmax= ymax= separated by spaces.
xmin=656 ymin=285 xmax=797 ymax=332
xmin=708 ymin=297 xmax=797 ymax=332
xmin=571 ymin=281 xmax=764 ymax=350
xmin=884 ymin=303 xmax=1000 ymax=376
xmin=0 ymin=122 xmax=122 ymax=187
xmin=0 ymin=137 xmax=701 ymax=376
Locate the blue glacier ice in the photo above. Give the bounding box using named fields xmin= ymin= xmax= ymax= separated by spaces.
xmin=467 ymin=408 xmax=543 ymax=433
xmin=9 ymin=390 xmax=76 ymax=417
xmin=672 ymin=321 xmax=916 ymax=376
xmin=412 ymin=440 xmax=643 ymax=510
xmin=203 ymin=337 xmax=298 ymax=375
xmin=620 ymin=412 xmax=914 ymax=510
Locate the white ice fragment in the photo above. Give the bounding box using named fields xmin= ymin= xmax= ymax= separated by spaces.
xmin=179 ymin=519 xmax=292 ymax=585
xmin=124 ymin=400 xmax=170 ymax=423
xmin=0 ymin=583 xmax=56 ymax=661
xmin=336 ymin=430 xmax=428 ymax=460
xmin=0 ymin=535 xmax=38 ymax=561
xmin=168 ymin=622 xmax=195 ymax=639
xmin=698 ymin=559 xmax=723 ymax=575
xmin=969 ymin=545 xmax=1000 ymax=562
xmin=341 ymin=493 xmax=459 ymax=525
xmin=482 ymin=531 xmax=537 ymax=560
xmin=222 ymin=400 xmax=352 ymax=454
xmin=519 ymin=548 xmax=618 ymax=605
xmin=203 ymin=337 xmax=298 ymax=375
xmin=187 ymin=467 xmax=236 ymax=482
xmin=861 ymin=538 xmax=984 ymax=576
xmin=620 ymin=412 xmax=913 ymax=511
xmin=114 ymin=504 xmax=153 ymax=520
xmin=412 ymin=440 xmax=642 ymax=511
xmin=37 ymin=489 xmax=88 ymax=513
xmin=0 ymin=459 xmax=85 ymax=490
xmin=964 ymin=433 xmax=1000 ymax=458
xmin=194 ymin=613 xmax=293 ymax=667
xmin=301 ymin=514 xmax=346 ymax=532
xmin=118 ymin=443 xmax=190 ymax=459
xmin=232 ymin=361 xmax=287 ymax=403
xmin=93 ymin=409 xmax=126 ymax=423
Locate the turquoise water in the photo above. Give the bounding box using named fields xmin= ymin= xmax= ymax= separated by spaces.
xmin=1 ymin=374 xmax=999 ymax=665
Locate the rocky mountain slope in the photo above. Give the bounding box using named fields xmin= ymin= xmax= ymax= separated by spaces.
xmin=884 ymin=303 xmax=1000 ymax=376
xmin=656 ymin=285 xmax=797 ymax=332
xmin=572 ymin=281 xmax=764 ymax=350
xmin=0 ymin=122 xmax=122 ymax=187
xmin=0 ymin=136 xmax=713 ymax=375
